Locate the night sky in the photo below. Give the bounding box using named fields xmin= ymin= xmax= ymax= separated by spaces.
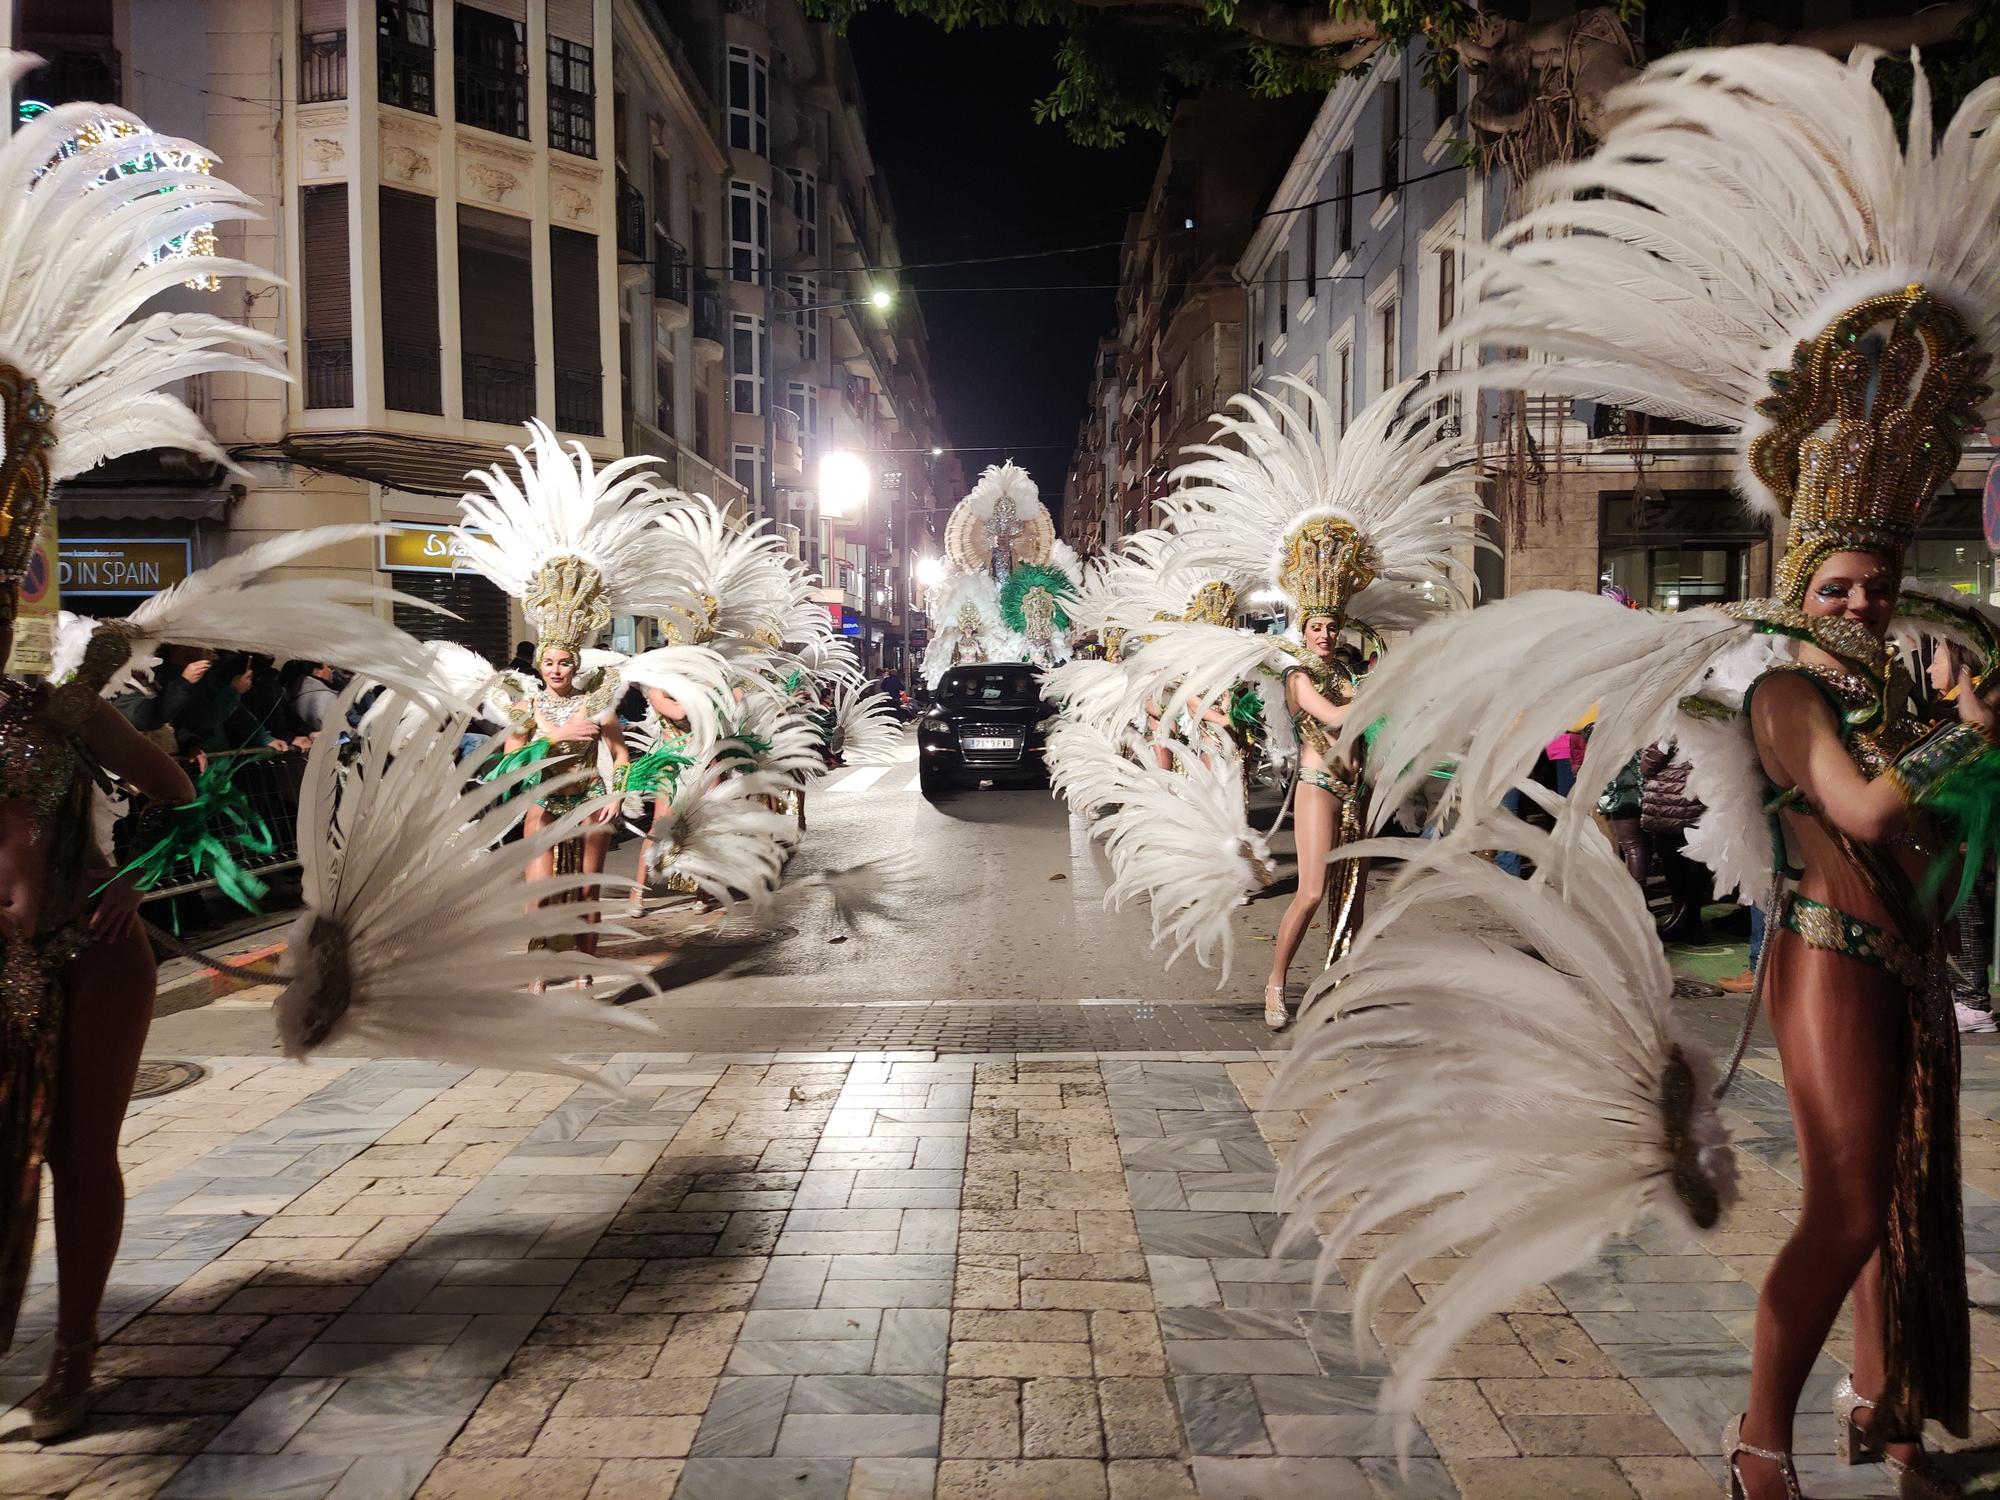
xmin=847 ymin=17 xmax=1161 ymax=520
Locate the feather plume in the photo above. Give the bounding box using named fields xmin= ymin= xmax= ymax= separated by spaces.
xmin=105 ymin=525 xmax=455 ymax=704
xmin=652 ymin=493 xmax=802 ymax=652
xmin=616 ymin=641 xmax=734 ymax=755
xmin=1094 ymin=739 xmax=1273 ymax=983
xmin=644 ymin=757 xmax=796 ymax=903
xmin=1164 ymin=379 xmax=1487 ymax=625
xmin=824 ymin=675 xmax=901 ymax=765
xmin=359 ymin=641 xmax=505 ymax=746
xmin=1110 ymin=621 xmax=1292 ymax=748
xmin=0 ymin=73 xmax=284 ymax=479
xmin=1450 ymin=45 xmax=2000 ymax=518
xmin=274 ymin=686 xmax=658 ymax=1084
xmin=1046 ymin=714 xmax=1150 ymax=821
xmin=1273 ymin=811 xmax=1736 ymax=1449
xmin=1041 ymin=657 xmax=1139 ymax=738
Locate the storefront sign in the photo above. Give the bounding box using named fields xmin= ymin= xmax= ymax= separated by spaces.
xmin=57 ymin=536 xmax=191 ymax=596
xmin=840 ymin=616 xmax=861 ymax=636
xmin=380 ymin=523 xmax=483 ymax=573
xmin=7 ymin=517 xmax=59 ymax=676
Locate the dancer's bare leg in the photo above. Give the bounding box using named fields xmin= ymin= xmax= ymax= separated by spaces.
xmin=1264 ymin=782 xmax=1333 ymax=1024
xmin=42 ymin=923 xmax=156 ymax=1401
xmin=1736 ymin=935 xmax=1903 ymax=1500
xmin=577 ymin=827 xmax=613 ymax=961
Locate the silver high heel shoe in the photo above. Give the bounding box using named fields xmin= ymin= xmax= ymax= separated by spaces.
xmin=1263 ymin=983 xmax=1287 ymax=1031
xmin=1723 ymin=1414 xmax=1803 ymax=1500
xmin=1833 ymin=1376 xmax=1962 ymax=1499
xmin=28 ymin=1336 xmax=96 ymax=1443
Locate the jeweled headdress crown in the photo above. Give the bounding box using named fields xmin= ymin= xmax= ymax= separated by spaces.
xmin=525 ymin=556 xmax=609 ymax=656
xmin=1182 ymin=581 xmax=1238 ymax=628
xmin=0 ymin=366 xmax=56 ymax=600
xmin=1278 ymin=515 xmax=1376 ymax=625
xmin=1752 ymin=285 xmax=1987 ymax=607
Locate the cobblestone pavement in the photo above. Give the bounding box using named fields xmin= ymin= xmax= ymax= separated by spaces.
xmin=6 ymin=1027 xmax=2000 ymax=1500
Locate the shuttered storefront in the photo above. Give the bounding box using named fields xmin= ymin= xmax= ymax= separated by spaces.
xmin=389 ymin=568 xmax=513 ymax=667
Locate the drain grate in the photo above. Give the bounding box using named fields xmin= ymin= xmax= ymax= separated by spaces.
xmin=131 ymin=1059 xmax=207 ymax=1099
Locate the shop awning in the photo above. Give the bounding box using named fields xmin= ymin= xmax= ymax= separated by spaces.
xmin=55 ymin=487 xmax=231 ymax=522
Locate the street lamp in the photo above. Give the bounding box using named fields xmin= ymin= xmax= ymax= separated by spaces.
xmin=929 ymin=446 xmax=943 ymax=457
xmin=869 ymin=287 xmax=893 ymax=309
xmin=915 ymin=554 xmax=947 ymax=589
xmin=819 ymin=450 xmax=871 ymax=519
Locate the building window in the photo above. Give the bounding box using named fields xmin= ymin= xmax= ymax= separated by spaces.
xmin=1377 ymin=296 xmax=1399 ymax=391
xmin=458 ymin=204 xmax=535 ymax=425
xmin=729 ymin=180 xmax=769 ymax=284
xmin=786 ymin=380 xmax=818 ymax=441
xmin=379 ymin=186 xmax=441 ymax=414
xmin=455 ymin=4 xmax=528 ymax=140
xmin=302 ymin=184 xmax=351 ymax=408
xmin=551 ymin=227 xmax=602 ymax=435
xmin=1437 ymin=246 xmax=1456 ymax=332
xmin=1304 ymin=207 xmax=1318 ymax=303
xmin=731 ymin=312 xmax=762 ymax=414
xmin=378 ymin=0 xmax=434 ymax=114
xmin=1335 ymin=149 xmax=1353 ymax=256
xmin=1379 ymin=78 xmax=1402 ymax=200
xmin=727 ymin=46 xmax=769 ymax=157
xmin=655 ymin=350 xmax=676 ymax=432
xmin=1334 ymin=341 xmax=1353 ymax=437
xmin=787 ymin=274 xmax=819 ymax=360
xmin=300 ymin=0 xmax=348 ymax=104
xmin=732 ymin=443 xmax=761 ymax=501
xmin=785 ymin=167 xmax=819 ymax=257
xmin=547 ymin=36 xmax=595 ymax=157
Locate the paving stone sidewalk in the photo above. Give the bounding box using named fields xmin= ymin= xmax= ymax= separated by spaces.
xmin=5 ymin=1037 xmax=2000 ymax=1500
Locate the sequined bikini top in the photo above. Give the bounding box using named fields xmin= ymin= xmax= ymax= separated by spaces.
xmin=0 ymin=680 xmax=79 ymax=820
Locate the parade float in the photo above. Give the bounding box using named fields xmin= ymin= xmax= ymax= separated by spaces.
xmin=920 ymin=461 xmax=1082 ymax=687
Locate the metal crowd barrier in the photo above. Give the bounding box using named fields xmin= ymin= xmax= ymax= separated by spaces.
xmin=117 ymin=747 xmax=307 ymax=904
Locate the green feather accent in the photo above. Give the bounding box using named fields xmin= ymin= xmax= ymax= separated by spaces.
xmin=111 ymin=752 xmax=279 ymax=914
xmin=784 ymin=668 xmax=806 ymax=695
xmin=997 ymin=562 xmax=1076 ymax=636
xmin=1227 ymin=684 xmax=1262 ymax=732
xmin=481 ymin=737 xmax=556 ymax=802
xmin=1913 ymin=743 xmax=2000 ymax=919
xmin=626 ymin=740 xmax=695 ymax=798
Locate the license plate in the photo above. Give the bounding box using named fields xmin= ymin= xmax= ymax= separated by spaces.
xmin=962 ymin=736 xmax=1018 ymax=751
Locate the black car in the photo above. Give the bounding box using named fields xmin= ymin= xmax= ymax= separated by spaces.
xmin=918 ymin=663 xmax=1050 ymax=798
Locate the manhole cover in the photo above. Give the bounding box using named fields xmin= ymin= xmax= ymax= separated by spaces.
xmin=1673 ymin=977 xmax=1724 ymax=1000
xmin=131 ymin=1059 xmax=207 ymax=1099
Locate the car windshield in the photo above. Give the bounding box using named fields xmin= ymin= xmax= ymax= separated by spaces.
xmin=944 ymin=667 xmax=1039 ymax=704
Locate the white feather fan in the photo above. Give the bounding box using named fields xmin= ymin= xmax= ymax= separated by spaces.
xmin=273 ymin=686 xmax=658 ymax=1083
xmin=616 ymin=641 xmax=734 ymax=755
xmin=1040 ymin=657 xmax=1139 ymax=738
xmin=1045 ymin=713 xmax=1148 ymax=821
xmin=652 ymin=493 xmax=800 ymax=654
xmin=1109 ymin=620 xmax=1292 ymax=750
xmin=0 ymin=62 xmax=284 ymax=481
xmin=85 ymin=525 xmax=455 ymax=705
xmin=1163 ymin=378 xmax=1485 ymax=626
xmin=457 ymin=421 xmax=689 ymax=623
xmin=1093 ymin=739 xmax=1273 ymax=983
xmin=1450 ymin=46 xmax=2000 ymax=516
xmin=824 ymin=676 xmax=901 ymax=765
xmin=359 ymin=640 xmax=506 ymax=746
xmin=1273 ymin=810 xmax=1736 ymax=1448
xmin=920 ymin=571 xmax=1003 ymax=688
xmin=643 ymin=758 xmax=796 ymax=903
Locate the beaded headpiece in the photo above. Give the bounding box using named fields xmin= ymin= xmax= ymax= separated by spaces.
xmin=0 ymin=365 xmax=56 ymax=616
xmin=525 ymin=556 xmax=610 ymax=657
xmin=1753 ymin=285 xmax=1987 ymax=607
xmin=1278 ymin=515 xmax=1377 ymax=626
xmin=657 ymin=594 xmax=721 ymax=647
xmin=1182 ymin=581 xmax=1238 ymax=628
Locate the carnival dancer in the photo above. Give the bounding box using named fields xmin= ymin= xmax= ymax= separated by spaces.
xmin=1098 ymin=378 xmax=1484 ymax=1027
xmin=1309 ymin=46 xmax=2000 ymax=1494
xmin=0 ymin=63 xmax=446 ymax=1441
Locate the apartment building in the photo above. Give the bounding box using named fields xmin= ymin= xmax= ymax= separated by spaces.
xmin=22 ymin=0 xmax=958 ymax=670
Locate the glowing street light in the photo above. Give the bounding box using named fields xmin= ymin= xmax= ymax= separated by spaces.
xmin=930 ymin=446 xmax=944 ymax=457
xmin=915 ymin=554 xmax=948 ymax=589
xmin=819 ymin=450 xmax=871 ymax=518
xmin=869 ymin=287 xmax=893 ymax=309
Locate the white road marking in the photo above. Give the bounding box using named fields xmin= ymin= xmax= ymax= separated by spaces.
xmin=826 ymin=766 xmax=891 ymax=793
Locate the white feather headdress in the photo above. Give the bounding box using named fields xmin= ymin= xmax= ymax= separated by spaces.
xmin=1452 ymin=45 xmax=2000 ymax=521
xmin=0 ymin=57 xmax=283 ymax=482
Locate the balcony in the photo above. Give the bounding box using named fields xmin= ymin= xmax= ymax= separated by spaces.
xmin=384 ymin=338 xmax=442 ymax=416
xmin=463 ymin=352 xmax=534 ymax=426
xmin=556 ymin=367 xmax=604 ymax=437
xmin=616 ymin=176 xmax=648 ymax=290
xmin=456 ymin=58 xmax=529 ymax=140
xmin=299 ymin=30 xmax=347 ymax=103
xmin=773 ymin=405 xmax=803 ymax=482
xmin=653 ymin=238 xmax=692 ymax=338
xmin=304 ymin=338 xmax=352 ymax=409
xmin=1588 ymin=404 xmax=1730 ymax=441
xmin=17 ymin=42 xmax=119 ymax=107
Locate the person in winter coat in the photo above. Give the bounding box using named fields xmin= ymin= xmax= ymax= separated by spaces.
xmin=1640 ymin=742 xmax=1710 ymax=944
xmin=1598 ymin=751 xmax=1647 ymax=885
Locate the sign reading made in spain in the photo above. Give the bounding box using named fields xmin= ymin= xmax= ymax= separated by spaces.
xmin=58 ymin=538 xmax=192 ymax=596
xmin=380 ymin=523 xmax=482 ymax=573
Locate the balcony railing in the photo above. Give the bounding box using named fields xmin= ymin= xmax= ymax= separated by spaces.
xmin=463 ymin=351 xmax=534 ymax=425
xmin=305 ymin=338 xmax=353 ymax=409
xmin=555 ymin=366 xmax=604 ymax=436
xmin=378 ymin=35 xmax=434 ymax=115
xmin=654 ymin=238 xmax=690 ymax=306
xmin=1589 ymin=404 xmax=1729 ymax=440
xmin=616 ymin=175 xmax=647 ymax=261
xmin=456 ymin=59 xmax=528 ymax=139
xmin=693 ymin=278 xmax=725 ymax=344
xmin=774 ymin=406 xmax=801 ymax=446
xmin=384 ymin=338 xmax=442 ymax=415
xmin=299 ymin=30 xmax=347 ymax=103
